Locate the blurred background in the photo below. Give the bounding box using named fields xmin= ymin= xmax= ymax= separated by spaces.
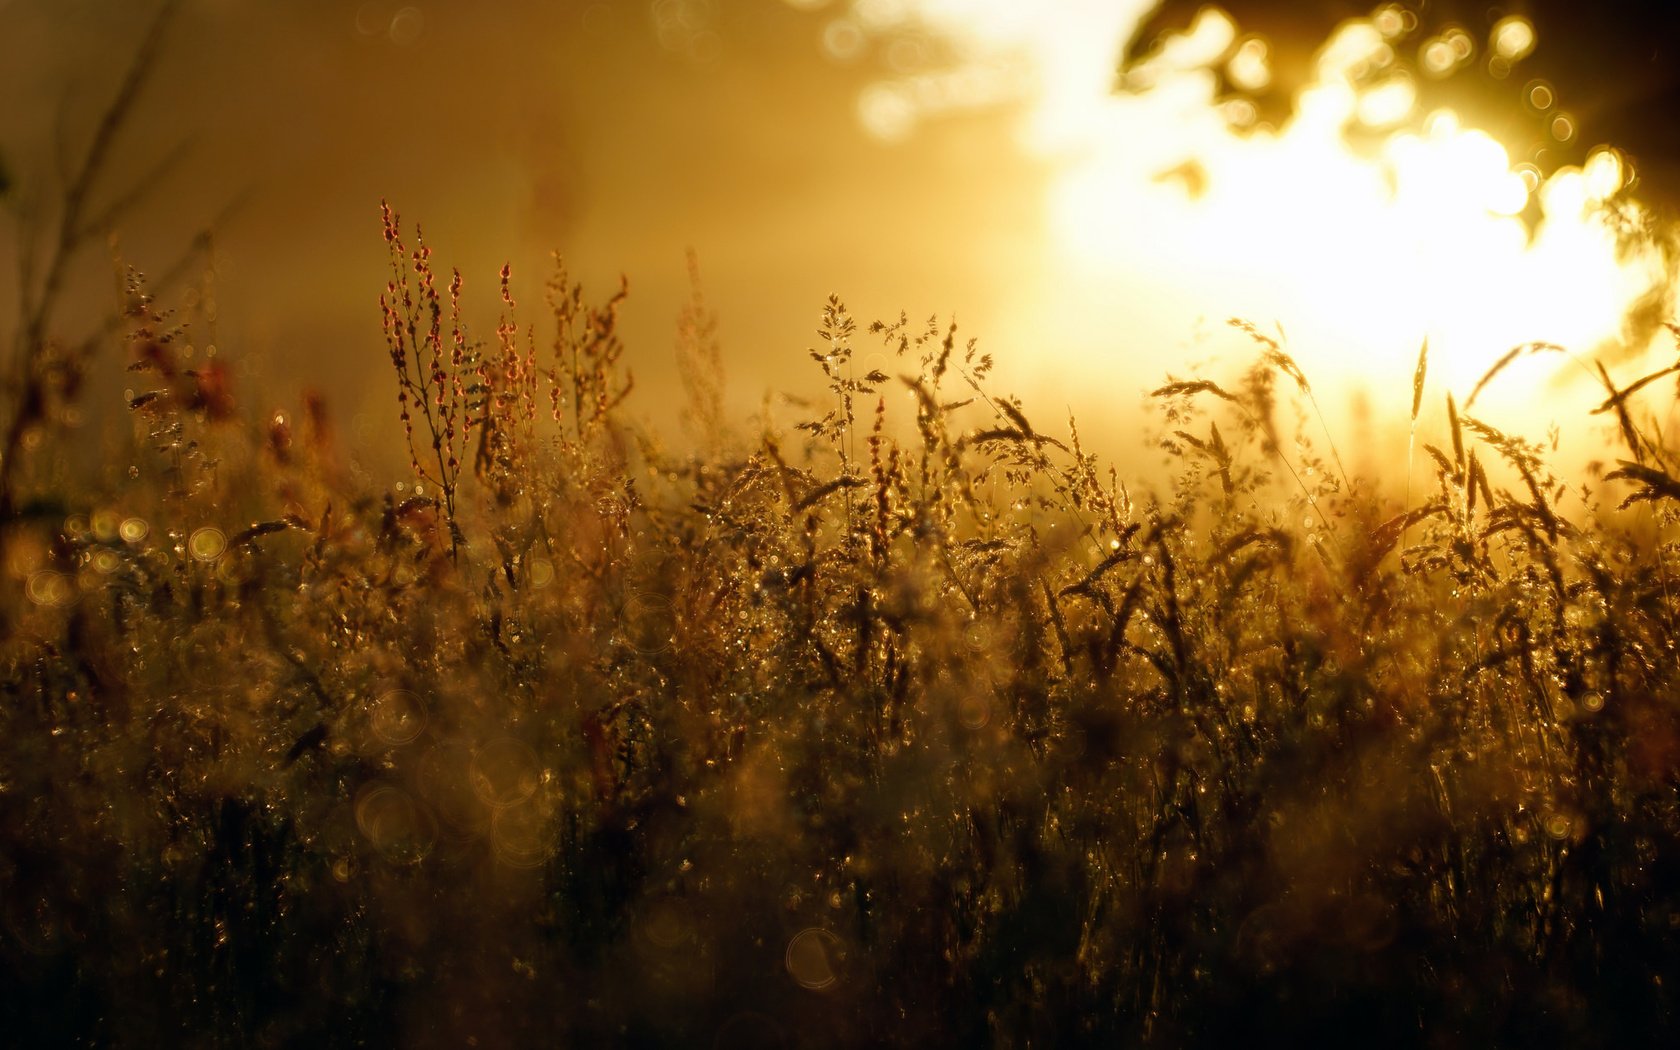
xmin=2 ymin=0 xmax=1675 ymax=475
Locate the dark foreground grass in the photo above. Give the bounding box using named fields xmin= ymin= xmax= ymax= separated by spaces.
xmin=2 ymin=208 xmax=1679 ymax=1048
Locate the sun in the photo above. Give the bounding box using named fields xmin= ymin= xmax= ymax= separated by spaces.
xmin=1039 ymin=9 xmax=1670 ymax=429
xmin=810 ymin=1 xmax=1671 ymax=443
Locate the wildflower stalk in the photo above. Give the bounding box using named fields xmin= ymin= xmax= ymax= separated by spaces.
xmin=379 ymin=201 xmax=476 ymax=560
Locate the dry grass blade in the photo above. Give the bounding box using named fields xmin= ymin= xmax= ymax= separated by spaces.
xmin=1151 ymin=379 xmax=1238 ymax=402
xmin=1227 ymin=317 xmax=1279 ymax=351
xmin=1594 ymin=361 xmax=1646 ymax=463
xmin=1268 ymin=352 xmax=1310 ymax=394
xmin=1101 ymin=575 xmax=1147 ymax=676
xmin=966 ymin=427 xmax=1069 ymax=452
xmin=1605 ymin=460 xmax=1680 ymax=508
xmin=1372 ymin=501 xmax=1447 ymax=558
xmin=1460 ymin=415 xmax=1516 ymax=453
xmin=1209 ymin=421 xmax=1233 ymax=493
xmin=1229 ymin=318 xmax=1310 ymax=392
xmin=231 ymin=519 xmax=295 ymax=548
xmin=1591 ymin=363 xmax=1679 ymax=415
xmin=760 ymin=437 xmax=803 ymax=507
xmin=1464 ymin=342 xmax=1565 ymax=410
xmin=1447 ymin=393 xmax=1464 ymax=474
xmin=1212 ymin=527 xmax=1291 ymax=564
xmin=1423 ymin=444 xmax=1454 ymax=480
xmin=791 ymin=474 xmax=867 ymax=512
xmin=1060 ymin=547 xmax=1135 ymax=598
xmin=1467 ymin=451 xmax=1494 ymax=519
xmin=1516 ymin=458 xmax=1560 ymax=543
xmin=1404 ymin=338 xmax=1428 ymax=550
xmin=1040 ymin=578 xmax=1075 ymax=676
xmin=996 ymin=397 xmax=1037 ymax=437
xmin=1411 ymin=337 xmax=1429 ymax=422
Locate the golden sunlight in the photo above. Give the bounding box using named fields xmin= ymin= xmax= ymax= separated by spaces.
xmin=11 ymin=4 xmax=1680 ymax=1045
xmin=1058 ymin=15 xmax=1666 ymax=422
xmin=839 ymin=2 xmax=1674 ymax=436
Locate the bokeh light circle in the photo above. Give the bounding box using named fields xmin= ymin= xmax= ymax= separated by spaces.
xmin=369 ymin=689 xmax=428 ymax=746
xmin=188 ymin=527 xmax=226 ymax=562
xmin=469 ymin=737 xmax=541 ymax=807
xmin=785 ymin=927 xmax=846 ymax=990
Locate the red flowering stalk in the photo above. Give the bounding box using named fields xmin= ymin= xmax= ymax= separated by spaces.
xmin=544 ymin=256 xmax=632 ymax=441
xmin=473 ymin=261 xmax=537 ymax=496
xmin=378 ymin=199 xmax=476 ymax=559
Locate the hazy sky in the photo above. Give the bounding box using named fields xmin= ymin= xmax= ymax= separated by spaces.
xmin=3 ymin=0 xmax=1672 ymax=469
xmin=1 ymin=2 xmax=1087 ymax=446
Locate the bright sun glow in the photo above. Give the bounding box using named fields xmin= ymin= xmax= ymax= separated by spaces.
xmin=1049 ymin=86 xmax=1656 ymax=403
xmin=814 ymin=1 xmax=1676 ymax=435
xmin=1046 ymin=14 xmax=1665 ymax=409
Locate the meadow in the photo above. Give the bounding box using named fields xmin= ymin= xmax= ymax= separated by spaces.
xmin=1 ymin=179 xmax=1677 ymax=1047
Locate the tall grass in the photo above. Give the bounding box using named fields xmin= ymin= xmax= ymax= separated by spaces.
xmin=1 ymin=207 xmax=1679 ymax=1048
